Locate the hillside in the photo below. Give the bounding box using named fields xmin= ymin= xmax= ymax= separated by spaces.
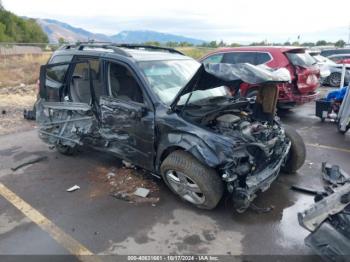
xmin=111 ymin=30 xmax=205 ymax=45
xmin=36 ymin=18 xmax=110 ymax=43
xmin=36 ymin=18 xmax=205 ymax=45
xmin=0 ymin=6 xmax=48 ymax=43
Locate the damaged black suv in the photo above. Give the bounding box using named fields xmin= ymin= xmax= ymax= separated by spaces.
xmin=36 ymin=43 xmax=306 ymax=212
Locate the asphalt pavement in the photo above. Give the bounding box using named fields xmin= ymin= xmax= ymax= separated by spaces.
xmin=0 ymin=99 xmax=349 ymax=260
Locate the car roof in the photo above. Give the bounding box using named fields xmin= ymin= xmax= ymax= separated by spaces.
xmin=54 ymin=43 xmax=192 ymax=62
xmin=329 ymin=54 xmax=350 ymax=58
xmin=124 ymin=48 xmax=190 ymax=61
xmin=210 ymin=46 xmax=305 ymax=53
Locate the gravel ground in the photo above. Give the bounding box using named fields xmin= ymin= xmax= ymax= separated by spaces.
xmin=0 ymin=84 xmax=37 ymax=135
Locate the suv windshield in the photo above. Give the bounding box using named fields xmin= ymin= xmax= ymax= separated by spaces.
xmin=286 ymin=52 xmax=316 ymax=67
xmin=138 ymin=59 xmax=200 ymax=104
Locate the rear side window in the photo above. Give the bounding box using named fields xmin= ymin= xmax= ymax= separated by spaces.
xmin=202 ymin=53 xmax=223 ymax=64
xmin=46 ymin=55 xmax=73 ymax=83
xmin=222 ymin=52 xmax=256 ymax=64
xmin=222 ymin=52 xmax=271 ymax=65
xmin=255 ymin=53 xmax=271 ymax=64
xmin=286 ymin=52 xmax=315 ymax=67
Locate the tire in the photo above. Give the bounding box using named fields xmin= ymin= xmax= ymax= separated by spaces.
xmin=56 ymin=144 xmax=77 ymax=156
xmin=160 ymin=150 xmax=223 ymax=210
xmin=281 ymin=125 xmax=306 ymax=174
xmin=328 ymin=72 xmax=342 ymax=87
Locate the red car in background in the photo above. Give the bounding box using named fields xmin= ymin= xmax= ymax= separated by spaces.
xmin=200 ymin=47 xmax=320 ymax=108
xmin=328 ymin=54 xmax=350 ymax=65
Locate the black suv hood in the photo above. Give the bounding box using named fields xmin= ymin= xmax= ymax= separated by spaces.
xmin=170 ymin=63 xmax=291 ymax=109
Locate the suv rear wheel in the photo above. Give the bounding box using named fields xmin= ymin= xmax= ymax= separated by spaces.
xmin=281 ymin=125 xmax=306 ymax=174
xmin=160 ymin=150 xmax=223 ymax=209
xmin=56 ymin=144 xmax=77 ymax=155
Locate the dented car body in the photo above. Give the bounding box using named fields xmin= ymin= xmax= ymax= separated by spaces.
xmin=36 ymin=44 xmax=305 ymax=211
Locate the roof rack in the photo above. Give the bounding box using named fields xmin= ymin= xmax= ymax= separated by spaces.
xmin=59 ymin=42 xmax=185 ymax=56
xmin=112 ymin=44 xmax=185 ymax=55
xmin=60 ymin=43 xmax=131 ymax=56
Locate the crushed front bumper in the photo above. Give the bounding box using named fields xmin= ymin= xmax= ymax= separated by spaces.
xmin=231 ymin=141 xmax=291 ymax=212
xmin=246 ymin=141 xmax=291 ymax=194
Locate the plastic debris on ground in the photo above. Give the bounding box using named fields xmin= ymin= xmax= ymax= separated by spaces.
xmin=134 ymin=188 xmax=150 ymax=198
xmin=66 ymin=185 xmax=80 ymax=192
xmin=322 ymin=162 xmax=350 ymax=185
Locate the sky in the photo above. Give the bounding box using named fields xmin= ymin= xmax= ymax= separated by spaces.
xmin=2 ymin=0 xmax=350 ymax=44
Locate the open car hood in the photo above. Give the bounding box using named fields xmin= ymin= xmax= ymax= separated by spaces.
xmin=170 ymin=63 xmax=291 ymax=109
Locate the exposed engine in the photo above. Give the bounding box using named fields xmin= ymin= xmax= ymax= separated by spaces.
xmin=205 ymin=111 xmax=290 ymax=213
xmin=207 ymin=111 xmax=287 ymax=174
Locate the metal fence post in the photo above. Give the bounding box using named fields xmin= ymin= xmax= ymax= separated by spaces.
xmin=340 ymin=63 xmax=346 ymax=88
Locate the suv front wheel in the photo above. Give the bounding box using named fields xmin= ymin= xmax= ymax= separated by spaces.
xmin=160 ymin=150 xmax=223 ymax=209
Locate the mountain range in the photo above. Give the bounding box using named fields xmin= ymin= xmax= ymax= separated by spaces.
xmin=36 ymin=18 xmax=205 ymax=45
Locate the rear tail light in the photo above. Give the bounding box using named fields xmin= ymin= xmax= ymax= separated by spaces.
xmin=306 ymin=75 xmax=319 ymax=85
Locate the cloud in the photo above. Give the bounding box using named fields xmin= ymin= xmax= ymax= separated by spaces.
xmin=3 ymin=0 xmax=350 ymax=43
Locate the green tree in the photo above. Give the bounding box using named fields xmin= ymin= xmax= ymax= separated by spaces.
xmin=0 ymin=6 xmax=48 ymax=43
xmin=58 ymin=37 xmax=66 ymax=45
xmin=230 ymin=42 xmax=241 ymax=47
xmin=143 ymin=41 xmax=160 ymax=46
xmin=335 ymin=39 xmax=346 ymax=48
xmin=316 ymin=40 xmax=327 ymax=46
xmin=292 ymin=41 xmax=300 ymax=46
xmin=301 ymin=42 xmax=315 ymax=47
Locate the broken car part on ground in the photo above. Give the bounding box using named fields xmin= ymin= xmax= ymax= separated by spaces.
xmin=298 ymin=163 xmax=350 ymax=261
xmin=35 ymin=43 xmax=306 ymax=212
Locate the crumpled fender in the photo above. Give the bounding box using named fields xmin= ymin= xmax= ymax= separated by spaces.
xmin=155 ymin=131 xmax=235 ymax=172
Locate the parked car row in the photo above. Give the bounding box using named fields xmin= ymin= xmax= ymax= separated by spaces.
xmin=200 ymin=46 xmax=320 ymax=108
xmin=200 ymin=47 xmax=350 ymax=106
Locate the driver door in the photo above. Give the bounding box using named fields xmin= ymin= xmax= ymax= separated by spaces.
xmin=99 ymin=61 xmax=155 ymax=171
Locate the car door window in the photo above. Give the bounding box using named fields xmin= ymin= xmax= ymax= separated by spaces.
xmin=46 ymin=55 xmax=73 ymax=84
xmin=202 ymin=53 xmax=223 ymax=64
xmin=69 ymin=59 xmax=103 ymax=104
xmin=255 ymin=53 xmax=271 ymax=64
xmin=222 ymin=52 xmax=257 ymax=65
xmin=108 ymin=62 xmax=143 ymax=104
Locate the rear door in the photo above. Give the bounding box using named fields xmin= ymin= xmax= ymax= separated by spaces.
xmin=37 ymin=60 xmax=96 ymax=148
xmin=99 ymin=60 xmax=155 ymax=170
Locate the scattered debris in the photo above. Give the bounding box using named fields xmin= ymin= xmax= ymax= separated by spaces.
xmin=322 ymin=162 xmax=350 ymax=185
xmin=291 ymin=185 xmax=326 ymax=196
xmin=1 ymin=110 xmax=6 ymax=115
xmin=23 ymin=109 xmax=36 ymax=120
xmin=298 ymin=183 xmax=350 ymax=260
xmin=107 ymin=172 xmax=116 ymax=179
xmin=11 ymin=155 xmax=47 ymax=171
xmin=134 ymin=187 xmax=150 ymax=198
xmin=111 ymin=192 xmax=130 ymax=202
xmin=122 ymin=160 xmax=135 ymax=169
xmin=66 ymin=185 xmax=80 ymax=192
xmin=297 ymin=162 xmax=350 ymax=261
xmin=249 ymin=203 xmax=274 ymax=214
xmin=88 ymin=166 xmax=160 ymax=204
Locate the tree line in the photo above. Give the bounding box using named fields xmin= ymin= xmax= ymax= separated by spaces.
xmin=0 ymin=1 xmax=48 ymax=43
xmin=143 ymin=39 xmax=347 ymax=48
